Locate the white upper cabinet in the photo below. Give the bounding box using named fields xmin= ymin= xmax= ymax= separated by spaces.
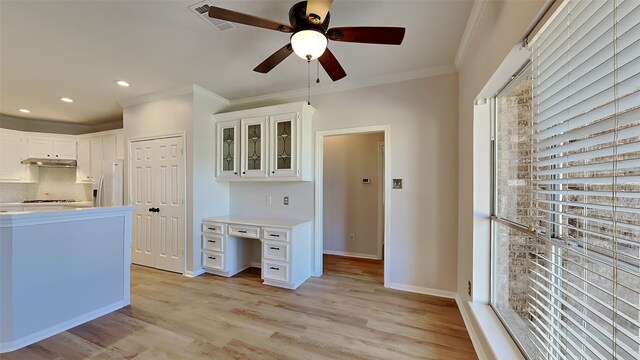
xmin=213 ymin=102 xmax=314 ymax=182
xmin=0 ymin=130 xmax=38 ymax=183
xmin=27 ymin=137 xmax=76 ymax=160
xmin=241 ymin=116 xmax=268 ymax=178
xmin=116 ymin=133 xmax=125 ymax=160
xmin=216 ymin=120 xmax=240 ymax=179
xmin=76 ymin=139 xmax=92 ymax=183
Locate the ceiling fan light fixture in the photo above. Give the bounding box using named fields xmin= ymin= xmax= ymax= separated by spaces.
xmin=291 ymin=29 xmax=327 ymax=60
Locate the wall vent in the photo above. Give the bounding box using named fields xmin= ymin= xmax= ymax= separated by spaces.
xmin=188 ymin=1 xmax=236 ymax=31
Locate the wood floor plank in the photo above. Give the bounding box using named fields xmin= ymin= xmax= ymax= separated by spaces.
xmin=4 ymin=255 xmax=477 ymax=359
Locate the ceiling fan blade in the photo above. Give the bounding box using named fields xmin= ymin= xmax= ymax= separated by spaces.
xmin=318 ymin=48 xmax=346 ymax=81
xmin=208 ymin=6 xmax=293 ymax=33
xmin=306 ymin=0 xmax=333 ymax=23
xmin=327 ymin=27 xmax=406 ymax=45
xmin=254 ymin=44 xmax=294 ymax=74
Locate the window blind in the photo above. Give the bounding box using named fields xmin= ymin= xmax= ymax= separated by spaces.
xmin=528 ymin=0 xmax=640 ymax=359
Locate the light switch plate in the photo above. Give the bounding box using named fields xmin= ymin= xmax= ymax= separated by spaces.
xmin=392 ymin=179 xmax=403 ymax=189
xmin=284 ymin=196 xmax=289 ymax=205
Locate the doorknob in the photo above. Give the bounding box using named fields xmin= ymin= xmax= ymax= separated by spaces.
xmin=148 ymin=207 xmax=160 ymax=213
xmin=148 ymin=207 xmax=154 ymax=212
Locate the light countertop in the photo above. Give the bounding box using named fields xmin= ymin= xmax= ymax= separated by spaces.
xmin=203 ymin=215 xmax=311 ymax=228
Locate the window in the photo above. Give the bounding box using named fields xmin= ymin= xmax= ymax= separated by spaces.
xmin=491 ymin=1 xmax=640 ymax=359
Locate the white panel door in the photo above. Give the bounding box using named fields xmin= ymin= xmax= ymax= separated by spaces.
xmin=76 ymin=139 xmax=91 ymax=182
xmin=131 ymin=141 xmax=156 ymax=268
xmin=154 ymin=137 xmax=184 ymax=273
xmin=241 ymin=116 xmax=268 ymax=178
xmin=269 ymin=112 xmax=298 ymax=178
xmin=52 ymin=139 xmax=77 ymax=160
xmin=130 ymin=136 xmax=185 ymax=273
xmin=90 ymin=137 xmax=103 ymax=187
xmin=28 ymin=137 xmax=53 ymax=158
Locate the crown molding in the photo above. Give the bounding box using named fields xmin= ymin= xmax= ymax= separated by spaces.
xmin=118 ymin=84 xmax=230 ymax=108
xmin=454 ymin=0 xmax=489 ymax=70
xmin=228 ymin=64 xmax=458 ymax=108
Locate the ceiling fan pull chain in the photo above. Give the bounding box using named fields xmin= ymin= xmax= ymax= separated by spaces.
xmin=316 ymin=60 xmax=320 ymax=84
xmin=307 ymin=60 xmax=311 ymax=105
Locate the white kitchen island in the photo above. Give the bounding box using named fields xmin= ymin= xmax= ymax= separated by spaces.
xmin=0 ymin=206 xmax=133 ymax=353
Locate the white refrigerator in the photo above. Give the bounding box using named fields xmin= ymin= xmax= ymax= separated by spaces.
xmin=96 ymin=160 xmax=124 ymax=207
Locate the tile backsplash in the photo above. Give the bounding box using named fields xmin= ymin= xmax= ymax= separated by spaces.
xmin=0 ymin=168 xmax=92 ymax=203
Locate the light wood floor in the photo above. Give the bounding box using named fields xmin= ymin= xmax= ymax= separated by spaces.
xmin=3 ymin=255 xmax=477 ymax=359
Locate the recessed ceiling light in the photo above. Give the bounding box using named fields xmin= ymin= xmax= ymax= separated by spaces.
xmin=18 ymin=108 xmax=31 ymax=113
xmin=115 ymin=80 xmax=130 ymax=87
xmin=60 ymin=97 xmax=74 ymax=103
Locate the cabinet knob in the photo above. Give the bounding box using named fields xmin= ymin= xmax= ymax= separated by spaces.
xmin=242 ymin=171 xmax=246 ymax=174
xmin=272 ymin=171 xmax=275 ymax=174
xmin=56 ymin=155 xmax=59 ymax=157
xmin=47 ymin=154 xmax=50 ymax=157
xmin=234 ymin=172 xmax=237 ymax=175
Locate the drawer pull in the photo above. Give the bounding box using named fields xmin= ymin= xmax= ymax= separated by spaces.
xmin=208 ymin=240 xmax=216 ymax=243
xmin=269 ymin=246 xmax=280 ymax=250
xmin=269 ymin=266 xmax=280 ymax=271
xmin=270 ymin=234 xmax=280 ymax=238
xmin=207 ymin=227 xmax=216 ymax=231
xmin=208 ymin=256 xmax=216 ymax=260
xmin=238 ymin=230 xmax=247 ymax=233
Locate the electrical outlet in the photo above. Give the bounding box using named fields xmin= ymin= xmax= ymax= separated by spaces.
xmin=468 ymin=280 xmax=472 ymax=297
xmin=349 ymin=234 xmax=355 ymax=242
xmin=284 ymin=196 xmax=289 ymax=205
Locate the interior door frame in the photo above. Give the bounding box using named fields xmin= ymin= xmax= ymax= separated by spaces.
xmin=127 ymin=132 xmax=187 ymax=275
xmin=314 ymin=125 xmax=391 ymax=287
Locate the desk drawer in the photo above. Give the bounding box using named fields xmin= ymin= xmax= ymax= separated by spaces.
xmin=263 ymin=261 xmax=289 ymax=283
xmin=263 ymin=241 xmax=289 ymax=262
xmin=203 ymin=251 xmax=224 ymax=271
xmin=263 ymin=228 xmax=290 ymax=242
xmin=229 ymin=224 xmax=260 ymax=239
xmin=203 ymin=234 xmax=224 ymax=252
xmin=203 ymin=222 xmax=225 ymax=235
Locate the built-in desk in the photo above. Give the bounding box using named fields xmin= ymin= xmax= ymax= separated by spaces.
xmin=201 ymin=216 xmax=312 ymax=289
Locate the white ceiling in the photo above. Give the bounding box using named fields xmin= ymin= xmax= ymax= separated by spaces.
xmin=0 ymin=0 xmax=473 ymax=124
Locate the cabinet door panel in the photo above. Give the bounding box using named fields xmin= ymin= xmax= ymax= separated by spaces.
xmin=269 ymin=112 xmax=298 ymax=178
xmin=76 ymin=139 xmax=92 ymax=182
xmin=28 ymin=138 xmax=53 ymax=158
xmin=216 ymin=120 xmax=240 ymax=179
xmin=102 ymin=135 xmax=117 ymax=161
xmin=116 ymin=133 xmax=125 ymax=160
xmin=241 ymin=116 xmax=267 ymax=178
xmin=0 ymin=133 xmax=24 ymax=181
xmin=53 ymin=139 xmax=76 ymax=160
xmin=90 ymin=137 xmax=103 ymax=187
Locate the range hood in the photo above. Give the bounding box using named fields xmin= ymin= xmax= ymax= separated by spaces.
xmin=20 ymin=158 xmax=77 ymax=168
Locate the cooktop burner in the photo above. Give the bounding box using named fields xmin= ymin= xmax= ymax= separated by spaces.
xmin=22 ymin=200 xmax=76 ymax=203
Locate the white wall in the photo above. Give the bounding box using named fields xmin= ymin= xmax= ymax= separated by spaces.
xmin=229 ymin=72 xmax=459 ymax=293
xmin=323 ymin=133 xmax=384 ymax=258
xmin=123 ymin=88 xmax=229 ymax=273
xmin=457 ymin=0 xmax=546 ymax=357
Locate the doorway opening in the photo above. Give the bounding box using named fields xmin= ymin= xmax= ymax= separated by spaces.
xmin=314 ymin=126 xmax=390 ymax=286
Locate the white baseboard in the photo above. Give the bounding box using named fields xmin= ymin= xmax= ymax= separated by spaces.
xmin=184 ymin=268 xmax=206 ymax=278
xmin=387 ymin=282 xmax=457 ymax=299
xmin=455 ymin=295 xmax=490 ymax=360
xmin=0 ymin=301 xmax=125 ymax=354
xmin=323 ymin=250 xmax=380 ymax=260
xmin=250 ymin=262 xmax=261 ymax=268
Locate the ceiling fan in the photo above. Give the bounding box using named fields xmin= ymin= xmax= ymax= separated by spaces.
xmin=208 ymin=0 xmax=406 ymax=81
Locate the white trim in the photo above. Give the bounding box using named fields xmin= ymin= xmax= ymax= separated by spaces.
xmin=315 ymin=125 xmax=391 ymax=287
xmin=75 ymin=127 xmax=123 ymax=139
xmin=456 ymin=296 xmax=491 ymax=360
xmin=377 ymin=141 xmax=385 ymax=261
xmin=454 ymin=0 xmax=489 ymax=69
xmin=128 ymin=132 xmax=188 ymax=275
xmin=0 ymin=301 xmax=125 ymax=353
xmin=119 ymin=84 xmax=229 ymax=108
xmin=184 ymin=268 xmax=206 ymax=278
xmin=388 ymin=283 xmax=457 ymax=299
xmin=230 ymin=65 xmax=457 ymax=107
xmin=323 ymin=250 xmax=380 ymax=260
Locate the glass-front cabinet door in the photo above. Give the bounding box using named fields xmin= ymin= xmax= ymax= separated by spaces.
xmin=269 ymin=112 xmax=298 ymax=178
xmin=240 ymin=116 xmax=267 ymax=177
xmin=216 ymin=119 xmax=240 ymax=179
